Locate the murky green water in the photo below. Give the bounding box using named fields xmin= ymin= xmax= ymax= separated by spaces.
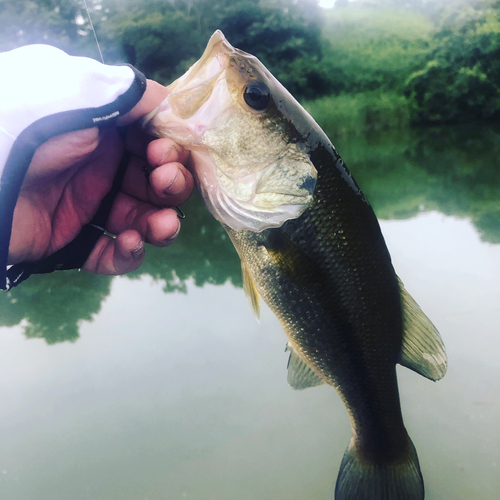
xmin=1 ymin=123 xmax=499 ymax=500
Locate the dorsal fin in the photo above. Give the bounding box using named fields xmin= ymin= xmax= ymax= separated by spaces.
xmin=242 ymin=261 xmax=260 ymax=321
xmin=398 ymin=278 xmax=447 ymax=381
xmin=286 ymin=343 xmax=326 ymax=390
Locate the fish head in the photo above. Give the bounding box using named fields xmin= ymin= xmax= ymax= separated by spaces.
xmin=144 ymin=30 xmax=321 ymax=232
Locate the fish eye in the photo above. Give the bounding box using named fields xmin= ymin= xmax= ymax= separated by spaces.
xmin=243 ymin=81 xmax=271 ymax=111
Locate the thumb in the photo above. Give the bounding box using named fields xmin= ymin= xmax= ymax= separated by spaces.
xmin=116 ymin=80 xmax=169 ymax=126
xmin=82 ymin=230 xmax=145 ymax=275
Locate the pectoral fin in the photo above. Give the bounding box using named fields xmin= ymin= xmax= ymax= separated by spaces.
xmin=398 ymin=278 xmax=447 ymax=381
xmin=286 ymin=343 xmax=326 ymax=390
xmin=242 ymin=261 xmax=260 ymax=321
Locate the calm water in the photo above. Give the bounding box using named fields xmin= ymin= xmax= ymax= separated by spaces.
xmin=1 ymin=123 xmax=499 ymax=500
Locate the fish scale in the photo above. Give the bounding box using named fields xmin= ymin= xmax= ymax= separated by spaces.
xmin=227 ymin=141 xmax=408 ymax=453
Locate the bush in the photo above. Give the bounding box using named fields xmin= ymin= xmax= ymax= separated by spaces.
xmin=405 ymin=0 xmax=500 ymax=124
xmin=304 ymin=91 xmax=411 ymax=137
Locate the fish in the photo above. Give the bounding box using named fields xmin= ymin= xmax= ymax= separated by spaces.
xmin=143 ymin=30 xmax=447 ymax=500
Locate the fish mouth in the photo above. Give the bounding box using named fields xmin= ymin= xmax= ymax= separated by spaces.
xmin=168 ymin=31 xmax=229 ymax=93
xmin=166 ymin=31 xmax=232 ymax=120
xmin=142 ymin=31 xmax=234 ymax=143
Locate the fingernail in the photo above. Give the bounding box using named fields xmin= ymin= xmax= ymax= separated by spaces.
xmin=164 ymin=169 xmax=184 ymax=196
xmin=131 ymin=240 xmax=144 ymax=258
xmin=159 ymin=147 xmax=173 ymax=165
xmin=165 ymin=220 xmax=181 ymax=243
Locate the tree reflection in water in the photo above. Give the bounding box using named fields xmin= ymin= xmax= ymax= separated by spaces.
xmin=334 ymin=122 xmax=500 ymax=243
xmin=1 ymin=122 xmax=499 ymax=343
xmin=0 ymin=192 xmax=240 ymax=344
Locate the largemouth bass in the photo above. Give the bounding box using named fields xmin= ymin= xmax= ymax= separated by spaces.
xmin=144 ymin=31 xmax=447 ymax=500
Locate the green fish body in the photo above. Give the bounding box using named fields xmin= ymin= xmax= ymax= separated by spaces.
xmin=227 ymin=143 xmax=426 ymax=499
xmin=145 ymin=31 xmax=447 ymax=500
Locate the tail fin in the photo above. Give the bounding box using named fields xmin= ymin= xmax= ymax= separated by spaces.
xmin=335 ymin=438 xmax=424 ymax=500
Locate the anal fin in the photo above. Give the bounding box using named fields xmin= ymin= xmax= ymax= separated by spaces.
xmin=398 ymin=278 xmax=447 ymax=381
xmin=286 ymin=343 xmax=326 ymax=390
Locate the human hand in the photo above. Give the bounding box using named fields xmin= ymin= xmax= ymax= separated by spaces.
xmin=8 ymin=80 xmax=194 ymax=275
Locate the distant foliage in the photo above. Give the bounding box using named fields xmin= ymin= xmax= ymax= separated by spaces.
xmin=111 ymin=0 xmax=331 ymax=99
xmin=109 ymin=1 xmax=203 ymax=84
xmin=0 ymin=0 xmax=330 ymax=100
xmin=322 ymin=3 xmax=434 ymax=94
xmin=217 ymin=1 xmax=331 ymax=99
xmin=3 ymin=0 xmax=500 ymax=124
xmin=405 ymin=0 xmax=500 ymax=123
xmin=305 ymin=91 xmax=410 ymax=137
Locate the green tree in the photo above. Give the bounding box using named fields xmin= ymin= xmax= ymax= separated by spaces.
xmin=321 ymin=2 xmax=433 ymax=94
xmin=216 ymin=0 xmax=331 ymax=99
xmin=111 ymin=7 xmax=201 ymax=83
xmin=405 ymin=0 xmax=500 ymax=123
xmin=105 ymin=0 xmax=331 ymax=98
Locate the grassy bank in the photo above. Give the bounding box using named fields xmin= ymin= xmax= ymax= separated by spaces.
xmin=304 ymin=91 xmax=411 ymax=137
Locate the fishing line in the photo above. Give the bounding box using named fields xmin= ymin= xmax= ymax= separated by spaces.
xmin=82 ymin=1 xmax=186 ymax=221
xmin=82 ymin=0 xmax=104 ymax=64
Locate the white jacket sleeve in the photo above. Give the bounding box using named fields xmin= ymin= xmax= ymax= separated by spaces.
xmin=0 ymin=45 xmax=147 ymax=290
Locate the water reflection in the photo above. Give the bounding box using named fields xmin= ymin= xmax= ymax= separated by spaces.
xmin=332 ymin=122 xmax=500 ymax=243
xmin=0 ymin=194 xmax=242 ymax=344
xmin=1 ymin=214 xmax=499 ymax=500
xmin=0 ymin=271 xmax=111 ymax=344
xmin=1 ymin=125 xmax=499 ymax=500
xmin=1 ymin=123 xmax=499 ymax=343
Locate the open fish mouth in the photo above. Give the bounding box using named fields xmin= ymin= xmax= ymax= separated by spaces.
xmin=166 ymin=37 xmax=229 ymax=121
xmin=144 ymin=30 xmax=318 ymax=232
